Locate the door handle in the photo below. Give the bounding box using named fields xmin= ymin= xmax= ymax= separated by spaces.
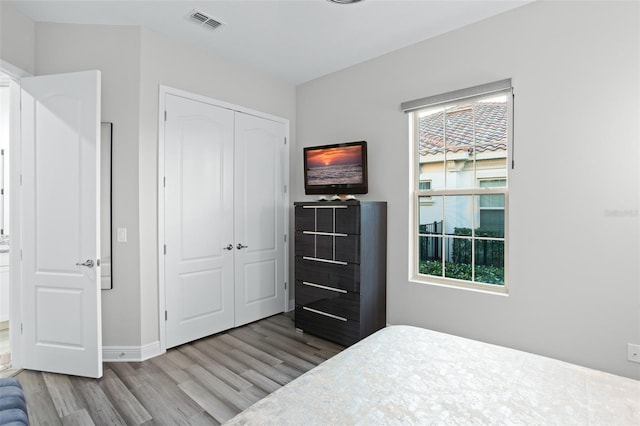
xmin=236 ymin=244 xmax=248 ymax=250
xmin=76 ymin=259 xmax=94 ymax=268
xmin=223 ymin=244 xmax=233 ymax=251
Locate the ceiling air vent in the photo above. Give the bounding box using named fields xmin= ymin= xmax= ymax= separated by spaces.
xmin=189 ymin=9 xmax=223 ymax=30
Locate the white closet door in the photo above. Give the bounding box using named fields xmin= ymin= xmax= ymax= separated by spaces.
xmin=21 ymin=70 xmax=102 ymax=378
xmin=234 ymin=113 xmax=286 ymax=326
xmin=164 ymin=94 xmax=234 ymax=348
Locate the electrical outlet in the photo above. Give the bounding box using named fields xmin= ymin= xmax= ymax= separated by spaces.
xmin=628 ymin=343 xmax=640 ymax=363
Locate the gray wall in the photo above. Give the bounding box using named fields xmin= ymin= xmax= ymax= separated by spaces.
xmin=296 ymin=0 xmax=640 ymax=379
xmin=0 ymin=2 xmax=35 ymax=75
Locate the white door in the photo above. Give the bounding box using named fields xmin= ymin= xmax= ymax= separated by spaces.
xmin=21 ymin=71 xmax=102 ymax=378
xmin=234 ymin=113 xmax=286 ymax=326
xmin=164 ymin=94 xmax=235 ymax=348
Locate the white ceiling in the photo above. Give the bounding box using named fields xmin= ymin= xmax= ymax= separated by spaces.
xmin=8 ymin=0 xmax=532 ymax=84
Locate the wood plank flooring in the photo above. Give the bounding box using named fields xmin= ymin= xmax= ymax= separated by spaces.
xmin=15 ymin=313 xmax=344 ymax=425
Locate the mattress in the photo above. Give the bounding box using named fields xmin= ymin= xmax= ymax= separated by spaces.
xmin=225 ymin=325 xmax=640 ymax=425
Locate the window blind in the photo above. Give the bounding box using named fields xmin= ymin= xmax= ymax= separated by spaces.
xmin=401 ymin=78 xmax=512 ymax=113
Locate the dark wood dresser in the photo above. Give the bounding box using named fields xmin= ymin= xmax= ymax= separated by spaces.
xmin=294 ymin=200 xmax=387 ymax=346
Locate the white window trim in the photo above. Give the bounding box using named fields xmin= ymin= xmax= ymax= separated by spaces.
xmin=408 ymin=86 xmax=512 ymax=294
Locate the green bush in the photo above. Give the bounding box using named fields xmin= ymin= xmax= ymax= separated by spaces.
xmin=419 ymin=260 xmax=504 ymax=285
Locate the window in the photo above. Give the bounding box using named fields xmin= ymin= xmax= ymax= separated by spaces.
xmin=403 ymin=80 xmax=512 ymax=292
xmin=418 ymin=180 xmax=433 ymax=206
xmin=478 ymin=178 xmax=506 ymax=232
xmin=418 ymin=180 xmax=431 ymax=190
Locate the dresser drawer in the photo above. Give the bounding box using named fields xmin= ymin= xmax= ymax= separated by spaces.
xmin=295 ymin=232 xmax=316 ymax=257
xmin=295 ymin=232 xmax=359 ymax=263
xmin=294 ymin=206 xmax=315 ymax=231
xmin=315 ymin=208 xmax=334 ymax=233
xmin=334 ymin=235 xmax=359 ymax=263
xmin=295 ymin=280 xmax=360 ymax=321
xmin=335 ymin=205 xmax=360 ymax=235
xmin=295 ymin=257 xmax=360 ymax=293
xmin=294 ymin=204 xmax=360 ymax=235
xmin=294 ymin=205 xmax=343 ymax=233
xmin=295 ymin=306 xmax=360 ymax=347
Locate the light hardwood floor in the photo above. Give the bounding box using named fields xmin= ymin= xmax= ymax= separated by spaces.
xmin=15 ymin=313 xmax=343 ymax=425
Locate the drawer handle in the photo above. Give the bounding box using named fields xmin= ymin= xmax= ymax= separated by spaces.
xmin=302 ymin=307 xmax=347 ymax=322
xmin=302 ymin=281 xmax=347 ymax=294
xmin=303 ymin=256 xmax=348 ymax=266
xmin=302 ymin=231 xmax=348 ymax=237
xmin=302 ymin=205 xmax=348 ymax=209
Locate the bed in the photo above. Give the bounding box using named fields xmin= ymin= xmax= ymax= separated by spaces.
xmin=225 ymin=325 xmax=640 ymax=425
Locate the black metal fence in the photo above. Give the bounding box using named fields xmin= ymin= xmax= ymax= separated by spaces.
xmin=419 ymin=223 xmax=504 ymax=267
xmin=419 ymin=221 xmax=442 ymax=261
xmin=449 ymin=237 xmax=503 ymax=267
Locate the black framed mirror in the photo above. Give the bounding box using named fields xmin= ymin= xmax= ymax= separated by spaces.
xmin=101 ymin=122 xmax=113 ymax=289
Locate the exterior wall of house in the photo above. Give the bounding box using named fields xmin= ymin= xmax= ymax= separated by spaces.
xmin=296 ymin=0 xmax=640 ymax=379
xmin=418 ymin=156 xmax=507 ymax=235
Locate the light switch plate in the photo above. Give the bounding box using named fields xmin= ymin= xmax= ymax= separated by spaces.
xmin=117 ymin=227 xmax=127 ymax=243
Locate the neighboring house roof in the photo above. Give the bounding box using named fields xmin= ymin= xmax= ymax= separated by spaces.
xmin=419 ymin=102 xmax=507 ymax=156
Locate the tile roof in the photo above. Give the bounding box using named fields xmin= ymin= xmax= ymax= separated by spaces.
xmin=419 ymin=102 xmax=507 ymax=156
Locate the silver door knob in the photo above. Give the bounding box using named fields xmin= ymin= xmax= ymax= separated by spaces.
xmin=76 ymin=259 xmax=94 ymax=268
xmin=236 ymin=244 xmax=248 ymax=250
xmin=223 ymin=244 xmax=233 ymax=250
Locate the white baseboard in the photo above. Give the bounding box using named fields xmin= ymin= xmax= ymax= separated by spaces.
xmin=102 ymin=341 xmax=162 ymax=362
xmin=288 ymin=299 xmax=294 ymax=311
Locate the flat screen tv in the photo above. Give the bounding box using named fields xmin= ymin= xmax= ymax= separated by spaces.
xmin=304 ymin=141 xmax=368 ymax=195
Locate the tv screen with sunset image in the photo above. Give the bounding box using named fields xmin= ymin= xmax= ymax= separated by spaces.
xmin=304 ymin=141 xmax=368 ymax=195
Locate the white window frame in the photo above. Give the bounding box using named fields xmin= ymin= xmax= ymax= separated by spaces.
xmin=407 ymin=84 xmax=513 ymax=294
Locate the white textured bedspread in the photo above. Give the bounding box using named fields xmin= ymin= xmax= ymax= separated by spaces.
xmin=225 ymin=325 xmax=640 ymax=425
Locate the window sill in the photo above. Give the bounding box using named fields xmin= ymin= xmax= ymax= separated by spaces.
xmin=409 ymin=274 xmax=509 ymax=296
